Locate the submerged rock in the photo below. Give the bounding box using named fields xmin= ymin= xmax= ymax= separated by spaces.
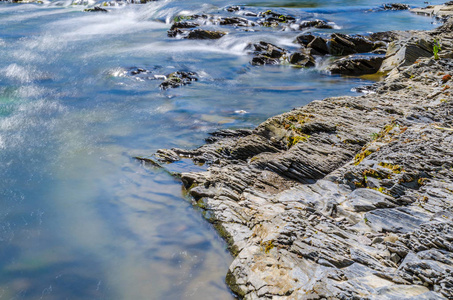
xmin=159 ymin=71 xmax=198 ymax=89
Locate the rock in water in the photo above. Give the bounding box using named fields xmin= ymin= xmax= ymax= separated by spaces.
xmin=289 ymin=51 xmax=316 ymax=67
xmin=382 ymin=3 xmax=410 ymax=10
xmin=84 ymin=6 xmax=108 ymax=12
xmin=186 ymin=29 xmax=225 ymax=39
xmin=159 ymin=71 xmax=198 ymax=89
xmin=329 ymin=55 xmax=384 ymax=75
xmin=299 ymin=19 xmax=333 ymax=29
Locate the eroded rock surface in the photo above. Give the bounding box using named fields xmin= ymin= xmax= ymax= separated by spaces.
xmin=142 ymin=18 xmax=453 ymax=300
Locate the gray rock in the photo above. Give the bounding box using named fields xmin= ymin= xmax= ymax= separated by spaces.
xmin=329 ymin=55 xmax=384 ymax=76
xmin=149 ymin=21 xmax=453 ymax=300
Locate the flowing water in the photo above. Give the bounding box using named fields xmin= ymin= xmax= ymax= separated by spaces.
xmin=0 ymin=0 xmax=443 ymax=299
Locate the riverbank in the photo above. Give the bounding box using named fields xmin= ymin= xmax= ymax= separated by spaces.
xmin=142 ymin=10 xmax=453 ymax=299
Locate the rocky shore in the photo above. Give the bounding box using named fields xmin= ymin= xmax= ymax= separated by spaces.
xmin=136 ymin=6 xmax=453 ymax=300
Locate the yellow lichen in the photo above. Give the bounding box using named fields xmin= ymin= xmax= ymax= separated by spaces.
xmin=378 ymin=162 xmax=404 ymax=174
xmin=261 ymin=240 xmax=275 ymax=254
xmin=287 ymin=134 xmax=310 ymax=148
xmin=354 ymin=150 xmax=373 ymax=165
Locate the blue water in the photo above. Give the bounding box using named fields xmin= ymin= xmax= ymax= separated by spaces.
xmin=0 ymin=0 xmax=442 ymax=299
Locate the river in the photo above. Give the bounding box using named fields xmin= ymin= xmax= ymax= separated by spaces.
xmin=0 ymin=0 xmax=443 ymax=299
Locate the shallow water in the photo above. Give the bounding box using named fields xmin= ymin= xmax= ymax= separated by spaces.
xmin=0 ymin=0 xmax=443 ymax=299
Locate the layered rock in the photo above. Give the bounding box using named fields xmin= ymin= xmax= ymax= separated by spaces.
xmin=140 ymin=17 xmax=453 ymax=300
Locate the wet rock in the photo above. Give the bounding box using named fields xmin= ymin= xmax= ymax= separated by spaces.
xmin=299 ymin=19 xmax=333 ymax=29
xmin=295 ymin=33 xmax=315 ymax=47
xmin=159 ymin=71 xmax=197 ymax=89
xmin=308 ymin=36 xmax=330 ymax=55
xmin=329 ymin=33 xmax=376 ymax=56
xmin=170 ymin=21 xmax=199 ymax=31
xmin=382 ymin=3 xmax=410 ymax=10
xmin=249 ymin=41 xmax=288 ymax=65
xmin=289 ymin=50 xmax=316 ymax=67
xmin=225 ymin=5 xmax=240 ymax=12
xmin=186 ymin=29 xmax=225 ymax=40
xmin=328 ymin=55 xmax=384 ymax=76
xmin=167 ymin=21 xmax=199 ymax=37
xmin=258 ymin=10 xmax=296 ymax=27
xmin=218 ymin=17 xmax=253 ymax=27
xmin=84 ymin=6 xmax=108 ymax=12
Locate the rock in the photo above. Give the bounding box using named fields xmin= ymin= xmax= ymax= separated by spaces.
xmin=167 ymin=21 xmax=200 ymax=37
xmin=249 ymin=41 xmax=288 ymax=65
xmin=225 ymin=6 xmax=240 ymax=12
xmin=329 ymin=33 xmax=376 ymax=56
xmin=299 ymin=19 xmax=333 ymax=29
xmin=186 ymin=29 xmax=225 ymax=40
xmin=159 ymin=71 xmax=197 ymax=89
xmin=343 ymin=188 xmax=397 ymax=212
xmin=328 ymin=55 xmax=384 ymax=76
xmin=410 ymin=3 xmax=453 ymax=19
xmin=369 ymin=31 xmax=401 ymax=43
xmin=84 ymin=6 xmax=108 ymax=12
xmin=289 ymin=50 xmax=316 ymax=67
xmin=295 ymin=33 xmax=315 ymax=46
xmin=258 ymin=10 xmax=296 ymax=27
xmin=219 ymin=17 xmax=253 ymax=27
xmin=379 ymin=38 xmax=433 ymax=74
xmin=382 ymin=3 xmax=410 ymax=10
xmin=170 ymin=21 xmax=199 ymax=31
xmin=150 ymin=19 xmax=453 ymax=300
xmin=307 ymin=36 xmax=330 ymax=55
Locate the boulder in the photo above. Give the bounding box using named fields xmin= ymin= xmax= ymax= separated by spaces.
xmin=186 ymin=29 xmax=226 ymax=40
xmin=329 ymin=55 xmax=384 ymax=76
xmin=289 ymin=51 xmax=316 ymax=67
xmin=167 ymin=21 xmax=199 ymax=37
xmin=218 ymin=17 xmax=253 ymax=27
xmin=379 ymin=38 xmax=433 ymax=74
xmin=299 ymin=19 xmax=333 ymax=29
xmin=249 ymin=41 xmax=288 ymax=65
xmin=84 ymin=6 xmax=108 ymax=12
xmin=295 ymin=34 xmax=315 ymax=46
xmin=381 ymin=3 xmax=410 ymax=10
xmin=329 ymin=33 xmax=376 ymax=56
xmin=307 ymin=36 xmax=329 ymax=55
